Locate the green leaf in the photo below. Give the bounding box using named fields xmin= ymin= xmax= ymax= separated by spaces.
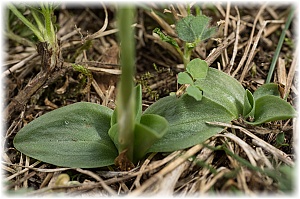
xmin=176 ymin=15 xmax=216 ymax=43
xmin=109 ymin=85 xmax=143 ymax=153
xmin=195 ymin=68 xmax=245 ymax=117
xmin=186 ymin=85 xmax=203 ymax=101
xmin=176 ymin=15 xmax=196 ymax=43
xmin=8 ymin=3 xmax=45 ymax=42
xmin=144 ymin=94 xmax=235 ymax=152
xmin=14 ymin=102 xmax=118 ymax=168
xmin=177 ymin=72 xmax=193 ymax=85
xmin=111 ymin=85 xmax=142 ymax=126
xmin=248 ymin=95 xmax=296 ymax=125
xmin=276 ymin=132 xmax=286 ymax=146
xmin=243 ymin=89 xmax=255 ymax=118
xmin=186 ymin=58 xmax=208 ymax=80
xmin=109 ymin=114 xmax=169 ymax=163
xmin=133 ymin=114 xmax=169 ymax=163
xmin=253 ymin=83 xmax=280 ymax=100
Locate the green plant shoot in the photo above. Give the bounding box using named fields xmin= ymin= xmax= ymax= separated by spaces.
xmin=13 ymin=7 xmax=296 ymax=169
xmin=153 ymin=12 xmax=216 ymax=68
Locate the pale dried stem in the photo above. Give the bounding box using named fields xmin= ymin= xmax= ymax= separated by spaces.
xmin=92 ymin=78 xmax=106 ymax=101
xmin=239 ymin=20 xmax=285 ymax=82
xmin=205 ymin=24 xmax=245 ymax=66
xmin=206 ymin=122 xmax=294 ymax=166
xmin=2 ymin=52 xmax=38 ymax=77
xmin=87 ymin=3 xmax=108 ymax=40
xmin=284 ymin=46 xmax=298 ymax=98
xmin=76 ymin=168 xmax=117 ymax=196
xmin=147 ymin=9 xmax=176 ymax=37
xmin=132 ymin=152 xmax=157 ymax=189
xmin=155 ymin=161 xmax=190 ymax=195
xmin=199 ymin=167 xmax=230 ymax=193
xmin=232 ymin=4 xmax=267 ymax=78
xmin=215 ymin=133 xmax=258 ymax=166
xmin=228 ymin=6 xmax=240 ymax=74
xmin=222 ymin=2 xmax=231 ymax=67
xmin=129 ymin=144 xmax=204 ymax=196
xmin=276 ymin=57 xmax=287 ymax=86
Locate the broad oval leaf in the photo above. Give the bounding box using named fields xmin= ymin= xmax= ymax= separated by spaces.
xmin=186 ymin=85 xmax=203 ymax=101
xmin=247 ymin=95 xmax=296 ymax=125
xmin=186 ymin=58 xmax=208 ymax=80
xmin=253 ymin=83 xmax=281 ymax=100
xmin=195 ymin=67 xmax=245 ymax=117
xmin=144 ymin=94 xmax=235 ymax=152
xmin=178 ymin=72 xmax=193 ymax=85
xmin=14 ymin=102 xmax=118 ymax=168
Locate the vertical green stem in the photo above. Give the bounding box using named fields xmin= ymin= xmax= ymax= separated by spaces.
xmin=183 ymin=42 xmax=193 ymax=68
xmin=266 ymin=6 xmax=295 ymax=83
xmin=116 ymin=6 xmax=136 ymax=161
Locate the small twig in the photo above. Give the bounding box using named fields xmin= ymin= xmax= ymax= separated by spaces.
xmin=129 ymin=144 xmax=204 ymax=196
xmin=76 ymin=168 xmax=117 ymax=196
xmin=206 ymin=121 xmax=294 ymax=166
xmin=214 ymin=132 xmax=258 ymax=167
xmin=232 ymin=3 xmax=267 ymax=78
xmin=3 ymin=161 xmax=71 ymax=177
xmin=205 ymin=24 xmax=245 ymax=67
xmin=228 ymin=6 xmax=240 ymax=74
xmin=284 ymin=45 xmax=298 ymax=98
xmin=222 ymin=2 xmax=230 ymax=68
xmin=239 ymin=20 xmax=285 ymax=82
xmin=86 ymin=3 xmax=109 ymax=40
xmin=1 ymin=52 xmax=38 ymax=77
xmin=87 ymin=66 xmax=121 ymax=74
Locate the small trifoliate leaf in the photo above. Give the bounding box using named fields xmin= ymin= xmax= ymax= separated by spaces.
xmin=186 ymin=85 xmax=203 ymax=101
xmin=186 ymin=58 xmax=208 ymax=80
xmin=178 ymin=72 xmax=193 ymax=85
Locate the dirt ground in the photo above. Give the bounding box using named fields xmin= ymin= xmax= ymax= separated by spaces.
xmin=2 ymin=2 xmax=297 ymax=196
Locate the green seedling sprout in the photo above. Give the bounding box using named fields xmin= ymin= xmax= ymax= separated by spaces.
xmin=153 ymin=12 xmax=216 ymax=68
